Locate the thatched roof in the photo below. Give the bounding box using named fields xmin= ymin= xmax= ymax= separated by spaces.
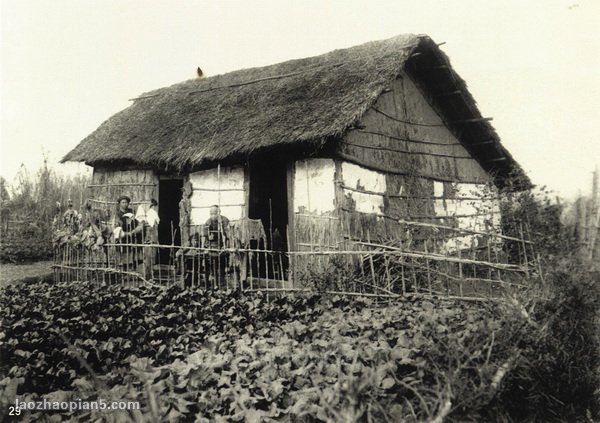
xmin=62 ymin=34 xmax=528 ymax=187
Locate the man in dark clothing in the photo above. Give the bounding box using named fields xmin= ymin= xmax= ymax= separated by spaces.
xmin=202 ymin=205 xmax=230 ymax=287
xmin=114 ymin=195 xmax=144 ymax=274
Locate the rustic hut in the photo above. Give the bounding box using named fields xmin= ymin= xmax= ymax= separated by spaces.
xmin=62 ymin=34 xmax=529 ymax=286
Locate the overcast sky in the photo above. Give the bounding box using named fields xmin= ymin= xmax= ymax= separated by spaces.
xmin=1 ymin=0 xmax=598 ymax=199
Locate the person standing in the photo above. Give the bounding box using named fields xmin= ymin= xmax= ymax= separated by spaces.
xmin=142 ymin=199 xmax=160 ymax=280
xmin=115 ymin=195 xmax=134 ymax=230
xmin=202 ymin=205 xmax=230 ymax=287
xmin=62 ymin=199 xmax=79 ymax=233
xmin=179 ymin=183 xmax=193 ymax=247
xmin=114 ymin=195 xmax=143 ymax=277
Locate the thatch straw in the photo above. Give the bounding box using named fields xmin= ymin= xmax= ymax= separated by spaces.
xmin=61 ymin=34 xmax=527 ymax=187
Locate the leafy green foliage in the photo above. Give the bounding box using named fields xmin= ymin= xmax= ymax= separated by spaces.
xmin=0 ymin=238 xmax=53 ymax=263
xmin=1 ymin=277 xmax=598 ymax=422
xmin=0 ymin=282 xmax=326 ymax=395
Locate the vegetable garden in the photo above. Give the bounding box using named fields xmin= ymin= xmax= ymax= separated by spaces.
xmin=1 ymin=266 xmax=598 ymax=422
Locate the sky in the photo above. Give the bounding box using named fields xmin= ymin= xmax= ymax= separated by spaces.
xmin=1 ymin=0 xmax=599 ymax=199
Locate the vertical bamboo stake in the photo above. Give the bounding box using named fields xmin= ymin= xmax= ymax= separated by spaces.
xmin=486 ymin=235 xmax=493 ymax=298
xmin=158 ymin=244 xmax=162 ymax=285
xmin=286 ymin=224 xmax=292 ymax=288
xmin=519 ymin=222 xmax=541 ymax=285
xmin=257 ymin=240 xmax=262 ymax=293
xmin=63 ymin=245 xmax=67 ymax=283
xmin=398 ymin=222 xmax=406 ymax=296
xmin=278 ymin=250 xmax=285 ymax=287
xmin=249 ymin=247 xmax=254 ymax=291
xmin=52 ymin=248 xmax=56 ymax=283
xmin=424 ymin=242 xmax=432 ymax=296
xmin=264 ymin=246 xmax=269 ymax=301
xmin=69 ymin=243 xmax=73 ymax=282
xmin=72 ymin=245 xmax=76 ymax=282
xmin=457 ymin=243 xmax=464 ymax=297
xmin=54 ymin=247 xmax=57 ymax=283
xmin=384 ymin=255 xmax=392 ymax=293
xmin=519 ymin=223 xmax=530 ymax=278
xmin=308 ymin=217 xmax=315 ymax=285
xmin=358 ymin=226 xmax=366 ymax=294
xmin=269 ymin=198 xmax=276 ymax=283
xmin=69 ymin=244 xmax=72 ymax=282
xmin=170 ymin=221 xmax=175 ymax=286
xmin=59 ymin=245 xmax=67 ymax=282
xmin=127 ymin=236 xmax=131 ymax=286
xmin=471 ymin=238 xmax=477 ymax=288
xmin=65 ymin=246 xmax=68 ymax=283
xmin=366 ymin=229 xmax=377 ymax=298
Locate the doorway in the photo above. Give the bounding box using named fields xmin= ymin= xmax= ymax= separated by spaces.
xmin=248 ymin=156 xmax=289 ymax=278
xmin=158 ymin=179 xmax=183 ymax=264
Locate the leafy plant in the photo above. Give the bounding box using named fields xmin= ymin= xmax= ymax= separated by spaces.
xmin=3 ymin=279 xmax=596 ymax=421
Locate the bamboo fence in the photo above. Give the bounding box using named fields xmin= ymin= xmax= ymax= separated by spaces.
xmin=52 ymin=218 xmax=537 ymax=300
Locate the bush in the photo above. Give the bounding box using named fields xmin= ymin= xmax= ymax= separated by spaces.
xmin=0 ymin=238 xmax=53 ymax=263
xmin=492 ymin=260 xmax=600 ymax=421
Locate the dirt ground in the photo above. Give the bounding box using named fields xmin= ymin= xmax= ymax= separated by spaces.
xmin=0 ymin=261 xmax=54 ymax=288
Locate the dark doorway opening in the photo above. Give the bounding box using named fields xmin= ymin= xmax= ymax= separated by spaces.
xmin=158 ymin=179 xmax=183 ymax=264
xmin=248 ymin=156 xmax=289 ymax=278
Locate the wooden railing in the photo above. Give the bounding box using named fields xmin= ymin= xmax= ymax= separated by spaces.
xmin=53 ymin=221 xmax=538 ymax=300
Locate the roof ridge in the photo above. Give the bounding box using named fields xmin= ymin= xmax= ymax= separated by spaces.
xmin=130 ymin=39 xmax=422 ymax=101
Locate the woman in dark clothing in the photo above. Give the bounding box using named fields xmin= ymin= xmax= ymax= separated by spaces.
xmin=116 ymin=195 xmax=134 ymax=230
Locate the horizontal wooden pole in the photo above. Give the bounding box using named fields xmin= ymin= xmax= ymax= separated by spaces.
xmin=390 ymin=257 xmax=527 ymax=288
xmin=353 ymin=241 xmax=526 ymax=272
xmin=340 ymin=206 xmax=498 ymax=221
xmin=404 ymin=293 xmax=493 ymax=302
xmin=341 ymin=140 xmax=474 ymax=159
xmin=354 ymin=128 xmax=463 ymax=146
xmin=191 ymin=204 xmax=245 ymax=209
xmin=338 ymin=183 xmax=385 ymax=197
xmin=192 ymin=187 xmax=245 ymax=192
xmin=243 ymin=287 xmax=401 ymax=299
xmin=296 ymin=242 xmax=339 ymax=249
xmin=394 ymin=219 xmax=533 ymax=244
xmin=294 ymin=213 xmax=340 ymax=220
xmin=52 ymin=264 xmax=158 ymax=286
xmin=337 ymin=183 xmax=499 ymax=201
xmin=372 ymin=106 xmax=446 ymax=127
xmin=88 ymin=199 xmax=147 ymax=205
xmin=88 ymin=183 xmax=157 ymax=187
